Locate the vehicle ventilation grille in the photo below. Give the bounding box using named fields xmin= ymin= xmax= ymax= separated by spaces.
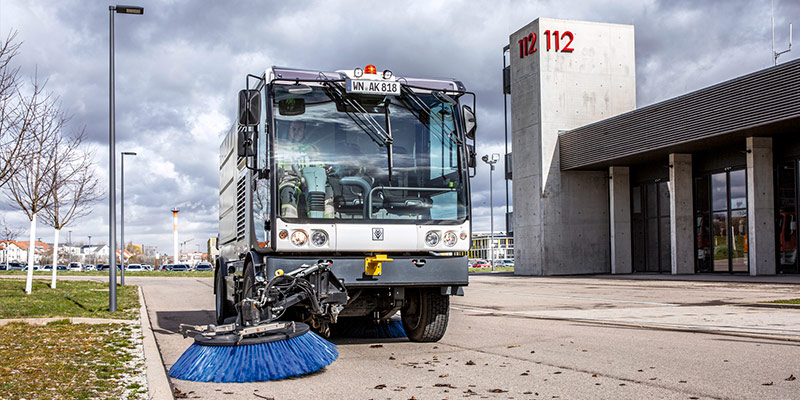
xmin=308 ymin=192 xmax=325 ymax=212
xmin=236 ymin=176 xmax=246 ymax=241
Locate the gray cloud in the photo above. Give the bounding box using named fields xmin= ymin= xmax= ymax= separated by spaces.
xmin=1 ymin=0 xmax=797 ymax=253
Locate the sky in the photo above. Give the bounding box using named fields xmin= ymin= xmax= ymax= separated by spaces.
xmin=0 ymin=0 xmax=798 ymax=256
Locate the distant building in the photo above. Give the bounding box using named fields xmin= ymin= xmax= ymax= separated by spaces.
xmin=469 ymin=233 xmax=514 ymax=262
xmin=207 ymin=238 xmax=218 ymax=267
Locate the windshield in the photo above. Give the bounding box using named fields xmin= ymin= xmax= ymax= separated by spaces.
xmin=272 ymin=83 xmax=467 ymax=223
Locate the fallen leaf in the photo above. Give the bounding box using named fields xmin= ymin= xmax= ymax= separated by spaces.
xmin=439 ymin=374 xmax=449 ymax=378
xmin=530 ymin=350 xmax=535 ymax=353
xmin=370 ymin=344 xmax=383 ymax=348
xmin=464 ymin=389 xmax=476 ymax=394
xmin=433 ymin=346 xmax=438 ymax=349
xmin=374 ymin=384 xmax=386 ymax=389
xmin=619 ymin=383 xmax=626 ymax=386
xmin=389 ymin=356 xmax=396 ymax=360
xmin=763 ymin=381 xmax=774 ymax=386
xmin=435 ymin=383 xmax=456 ymax=388
xmin=592 ymin=374 xmax=599 ymax=377
xmin=465 ymin=360 xmax=476 ymax=365
xmin=223 ymin=392 xmax=234 ymax=395
xmin=649 ymin=378 xmax=656 ymax=381
xmin=553 ymin=371 xmax=562 ymax=374
xmin=787 ymin=375 xmax=796 ymax=381
xmin=520 ymin=372 xmax=529 ymax=376
xmin=679 ymin=380 xmax=687 ymax=383
xmin=507 ymin=344 xmax=520 ymax=348
xmin=488 ymin=388 xmax=508 ymax=393
xmin=523 ymin=391 xmax=533 ymax=394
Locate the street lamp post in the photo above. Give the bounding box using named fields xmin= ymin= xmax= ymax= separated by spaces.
xmin=120 ymin=151 xmax=136 ymax=286
xmin=68 ymin=230 xmax=72 ymax=264
xmin=482 ymin=153 xmax=500 ymax=271
xmin=109 ymin=4 xmax=144 ymax=312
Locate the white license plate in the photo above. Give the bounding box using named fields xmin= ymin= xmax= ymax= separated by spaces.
xmin=346 ymin=79 xmax=400 ymax=95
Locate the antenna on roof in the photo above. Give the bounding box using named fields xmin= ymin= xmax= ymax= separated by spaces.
xmin=772 ymin=0 xmax=793 ymax=65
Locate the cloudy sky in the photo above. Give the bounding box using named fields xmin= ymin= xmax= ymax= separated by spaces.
xmin=0 ymin=0 xmax=798 ymax=256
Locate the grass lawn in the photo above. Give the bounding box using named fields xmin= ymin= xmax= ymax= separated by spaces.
xmin=0 ymin=270 xmax=214 ymax=278
xmin=766 ymin=298 xmax=800 ymax=305
xmin=0 ymin=320 xmax=146 ymax=399
xmin=0 ymin=279 xmax=139 ymax=320
xmin=469 ymin=266 xmax=515 ymax=273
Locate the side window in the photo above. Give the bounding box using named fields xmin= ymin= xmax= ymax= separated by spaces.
xmin=255 ymin=86 xmax=271 ymax=248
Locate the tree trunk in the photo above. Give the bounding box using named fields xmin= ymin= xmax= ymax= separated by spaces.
xmin=51 ymin=228 xmax=60 ymax=289
xmin=25 ymin=213 xmax=37 ymax=295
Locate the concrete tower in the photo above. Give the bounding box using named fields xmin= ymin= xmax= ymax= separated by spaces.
xmin=171 ymin=208 xmax=179 ymax=263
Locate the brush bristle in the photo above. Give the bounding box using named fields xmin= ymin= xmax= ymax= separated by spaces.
xmin=169 ymin=330 xmax=338 ymax=382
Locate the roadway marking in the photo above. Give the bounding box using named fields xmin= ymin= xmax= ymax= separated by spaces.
xmin=464 ymin=288 xmax=679 ymax=306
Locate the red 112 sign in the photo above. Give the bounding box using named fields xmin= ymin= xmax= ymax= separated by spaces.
xmin=519 ymin=30 xmax=574 ymax=58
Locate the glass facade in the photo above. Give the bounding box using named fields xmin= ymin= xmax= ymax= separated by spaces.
xmin=631 ymin=180 xmax=671 ymax=273
xmin=776 ymin=160 xmax=800 ymax=274
xmin=694 ymin=169 xmax=749 ymax=273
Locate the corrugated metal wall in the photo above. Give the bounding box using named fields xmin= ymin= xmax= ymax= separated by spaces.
xmin=560 ymin=59 xmax=800 ymax=170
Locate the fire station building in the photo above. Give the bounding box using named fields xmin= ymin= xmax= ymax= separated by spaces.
xmin=508 ymin=18 xmax=800 ymax=276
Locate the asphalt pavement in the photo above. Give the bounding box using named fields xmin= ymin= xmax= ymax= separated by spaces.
xmin=102 ymin=274 xmax=800 ymax=399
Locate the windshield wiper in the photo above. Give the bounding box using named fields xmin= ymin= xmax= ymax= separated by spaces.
xmin=397 ymin=86 xmax=461 ymax=146
xmin=322 ymin=81 xmax=392 ymax=147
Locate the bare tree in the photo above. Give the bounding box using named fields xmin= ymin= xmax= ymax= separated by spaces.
xmin=0 ymin=31 xmax=28 ymax=188
xmin=41 ymin=132 xmax=102 ymax=288
xmin=5 ymin=74 xmax=68 ymax=294
xmin=0 ymin=216 xmax=25 ymax=269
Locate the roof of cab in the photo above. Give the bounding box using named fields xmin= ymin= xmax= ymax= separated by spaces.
xmin=268 ymin=66 xmax=466 ymax=92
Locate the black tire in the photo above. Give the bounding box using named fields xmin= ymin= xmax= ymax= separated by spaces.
xmin=401 ymin=288 xmax=450 ymax=342
xmin=215 ymin=265 xmax=235 ymax=325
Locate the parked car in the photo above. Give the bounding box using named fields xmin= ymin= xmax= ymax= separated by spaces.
xmin=471 ymin=259 xmax=491 ymax=268
xmin=68 ymin=262 xmax=83 ymax=271
xmin=8 ymin=262 xmax=24 ymax=271
xmin=83 ymin=264 xmax=96 ymax=271
xmin=160 ymin=264 xmax=173 ymax=271
xmin=195 ymin=263 xmax=213 ymax=271
xmin=42 ymin=264 xmax=53 ymax=271
xmin=497 ymin=259 xmax=515 ymax=268
xmin=141 ymin=264 xmax=153 ymax=271
xmin=57 ymin=265 xmax=67 ymax=271
xmin=126 ymin=264 xmax=144 ymax=272
xmin=171 ymin=264 xmax=190 ymax=272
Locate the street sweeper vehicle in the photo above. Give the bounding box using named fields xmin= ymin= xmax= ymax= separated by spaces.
xmin=169 ymin=64 xmax=477 ymax=382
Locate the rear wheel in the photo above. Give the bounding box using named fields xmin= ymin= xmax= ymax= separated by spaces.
xmin=401 ymin=288 xmax=450 ymax=342
xmin=215 ymin=265 xmax=235 ymax=325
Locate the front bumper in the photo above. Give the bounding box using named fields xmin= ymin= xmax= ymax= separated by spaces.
xmin=263 ymin=255 xmax=468 ymax=288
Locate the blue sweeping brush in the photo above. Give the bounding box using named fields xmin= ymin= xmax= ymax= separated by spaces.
xmin=333 ymin=316 xmax=407 ymax=339
xmin=169 ymin=322 xmax=338 ymax=383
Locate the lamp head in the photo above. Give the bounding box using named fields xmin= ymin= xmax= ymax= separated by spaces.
xmin=115 ymin=5 xmax=144 ymax=14
xmin=481 ymin=155 xmax=489 ymax=163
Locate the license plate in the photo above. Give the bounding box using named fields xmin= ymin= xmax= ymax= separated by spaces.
xmin=346 ymin=78 xmax=400 ymax=96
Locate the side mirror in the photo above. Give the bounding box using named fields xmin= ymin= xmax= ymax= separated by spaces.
xmin=237 ymin=130 xmax=256 ymax=157
xmin=461 ymin=105 xmax=476 ymax=139
xmin=238 ymin=90 xmax=261 ymax=126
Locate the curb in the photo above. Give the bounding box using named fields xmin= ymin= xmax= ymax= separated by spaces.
xmin=138 ymin=286 xmax=175 ymax=400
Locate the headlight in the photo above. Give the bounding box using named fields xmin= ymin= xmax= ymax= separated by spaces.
xmin=311 ymin=230 xmax=328 ymax=247
xmin=290 ymin=230 xmax=308 ymax=246
xmin=425 ymin=231 xmax=440 ymax=247
xmin=443 ymin=231 xmax=457 ymax=247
